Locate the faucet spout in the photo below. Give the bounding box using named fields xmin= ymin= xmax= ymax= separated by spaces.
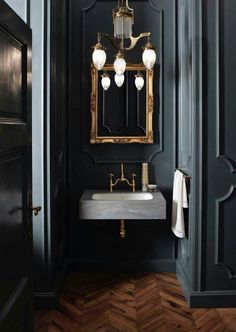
xmin=109 ymin=163 xmax=136 ymax=192
xmin=120 ymin=163 xmax=125 ymax=180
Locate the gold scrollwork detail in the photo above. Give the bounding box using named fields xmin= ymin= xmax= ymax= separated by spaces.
xmin=149 ymin=96 xmax=154 ymax=113
xmin=90 ymin=93 xmax=96 ymax=112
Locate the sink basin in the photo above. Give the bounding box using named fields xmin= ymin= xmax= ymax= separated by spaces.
xmin=79 ymin=190 xmax=166 ymax=220
xmin=92 ymin=192 xmax=153 ymax=201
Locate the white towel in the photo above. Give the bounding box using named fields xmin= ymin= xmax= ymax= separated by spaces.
xmin=171 ymin=170 xmax=188 ymax=238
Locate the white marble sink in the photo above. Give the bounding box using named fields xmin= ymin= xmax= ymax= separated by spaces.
xmin=92 ymin=192 xmax=153 ymax=201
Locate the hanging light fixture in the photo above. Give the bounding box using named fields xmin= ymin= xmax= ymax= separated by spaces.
xmin=115 ymin=73 xmax=125 ymax=87
xmin=92 ymin=37 xmax=107 ymax=70
xmin=101 ymin=73 xmax=111 ymax=90
xmin=113 ymin=0 xmax=134 ymax=39
xmin=114 ymin=51 xmax=126 ymax=76
xmin=135 ymin=72 xmax=144 ymax=91
xmin=92 ymin=0 xmax=156 ymax=90
xmin=142 ymin=41 xmax=156 ymax=70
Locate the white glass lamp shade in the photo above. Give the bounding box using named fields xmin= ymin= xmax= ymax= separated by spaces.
xmin=142 ymin=47 xmax=156 ymax=70
xmin=101 ymin=75 xmax=111 ymax=90
xmin=92 ymin=43 xmax=106 ymax=70
xmin=135 ymin=75 xmax=144 ymax=91
xmin=114 ymin=55 xmax=126 ymax=75
xmin=114 ymin=74 xmax=125 ymax=87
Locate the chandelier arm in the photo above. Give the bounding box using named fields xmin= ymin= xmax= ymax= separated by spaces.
xmin=99 ymin=33 xmax=122 ymax=51
xmin=98 ymin=32 xmax=151 ymax=52
xmin=125 ymin=32 xmax=150 ymax=51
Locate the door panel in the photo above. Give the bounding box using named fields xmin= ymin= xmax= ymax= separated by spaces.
xmin=0 ymin=1 xmax=32 ymax=331
xmin=0 ymin=26 xmax=23 ymax=116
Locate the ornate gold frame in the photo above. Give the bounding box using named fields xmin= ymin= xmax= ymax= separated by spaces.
xmin=90 ymin=64 xmax=154 ymax=144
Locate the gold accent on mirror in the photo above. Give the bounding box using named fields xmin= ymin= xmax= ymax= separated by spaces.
xmin=90 ymin=64 xmax=154 ymax=144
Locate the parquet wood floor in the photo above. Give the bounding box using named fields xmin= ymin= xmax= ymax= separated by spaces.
xmin=34 ymin=272 xmax=236 ymax=332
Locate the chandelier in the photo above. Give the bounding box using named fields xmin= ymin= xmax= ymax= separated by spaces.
xmin=92 ymin=0 xmax=156 ymax=91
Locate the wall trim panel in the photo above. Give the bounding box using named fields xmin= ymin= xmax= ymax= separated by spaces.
xmin=80 ymin=0 xmax=167 ymax=163
xmin=215 ymin=185 xmax=236 ymax=280
xmin=177 ymin=262 xmax=236 ymax=308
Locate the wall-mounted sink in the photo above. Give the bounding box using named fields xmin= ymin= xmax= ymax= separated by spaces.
xmin=79 ymin=190 xmax=166 ymax=220
xmin=92 ymin=192 xmax=153 ymax=201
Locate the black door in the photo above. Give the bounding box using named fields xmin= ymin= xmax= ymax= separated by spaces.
xmin=0 ymin=1 xmax=33 ymax=331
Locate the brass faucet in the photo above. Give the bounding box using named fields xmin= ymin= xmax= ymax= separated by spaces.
xmin=109 ymin=163 xmax=136 ymax=192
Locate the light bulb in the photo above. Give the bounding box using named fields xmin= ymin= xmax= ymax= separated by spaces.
xmin=135 ymin=73 xmax=144 ymax=91
xmin=114 ymin=52 xmax=126 ymax=75
xmin=92 ymin=42 xmax=106 ymax=70
xmin=142 ymin=42 xmax=156 ymax=70
xmin=114 ymin=74 xmax=125 ymax=87
xmin=101 ymin=74 xmax=111 ymax=90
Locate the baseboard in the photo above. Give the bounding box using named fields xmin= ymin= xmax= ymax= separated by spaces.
xmin=68 ymin=258 xmax=176 ymax=273
xmin=188 ymin=291 xmax=236 ymax=308
xmin=176 ymin=261 xmax=236 ymax=308
xmin=33 ymin=291 xmax=58 ymax=309
xmin=176 ymin=261 xmax=192 ymax=304
xmin=33 ymin=260 xmax=68 ymax=309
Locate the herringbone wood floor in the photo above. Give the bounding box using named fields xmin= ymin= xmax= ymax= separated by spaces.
xmin=34 ymin=273 xmax=236 ymax=332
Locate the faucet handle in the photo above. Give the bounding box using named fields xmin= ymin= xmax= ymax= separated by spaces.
xmin=132 ymin=173 xmax=136 ymax=178
xmin=109 ymin=173 xmax=114 ymax=177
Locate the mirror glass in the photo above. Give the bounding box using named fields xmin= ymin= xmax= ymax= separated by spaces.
xmin=90 ymin=64 xmax=154 ymax=144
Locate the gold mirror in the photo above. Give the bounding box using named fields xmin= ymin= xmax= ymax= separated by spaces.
xmin=90 ymin=64 xmax=154 ymax=144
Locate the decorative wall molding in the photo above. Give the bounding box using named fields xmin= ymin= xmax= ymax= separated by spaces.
xmin=213 ymin=0 xmax=236 ymax=281
xmin=176 ymin=0 xmax=193 ymax=282
xmin=68 ymin=0 xmax=176 ymax=272
xmin=149 ymin=0 xmax=164 ymax=156
xmin=219 ymin=155 xmax=236 ymax=174
xmin=215 ymin=0 xmax=236 ymax=173
xmin=80 ymin=0 xmax=166 ymax=162
xmin=215 ymin=185 xmax=236 ymax=280
xmin=177 ymin=261 xmax=236 ymax=308
xmin=215 ymin=0 xmax=222 ymax=160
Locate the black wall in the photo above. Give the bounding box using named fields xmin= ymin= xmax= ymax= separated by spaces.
xmin=177 ymin=0 xmax=236 ymax=307
xmin=40 ymin=0 xmax=236 ymax=308
xmin=68 ymin=0 xmax=177 ymax=271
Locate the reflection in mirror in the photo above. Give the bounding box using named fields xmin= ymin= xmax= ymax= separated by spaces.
xmin=90 ymin=64 xmax=154 ymax=144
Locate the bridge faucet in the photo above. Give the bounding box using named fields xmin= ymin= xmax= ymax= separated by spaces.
xmin=109 ymin=163 xmax=136 ymax=192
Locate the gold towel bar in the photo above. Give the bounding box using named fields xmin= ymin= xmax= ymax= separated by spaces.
xmin=175 ymin=168 xmax=192 ymax=179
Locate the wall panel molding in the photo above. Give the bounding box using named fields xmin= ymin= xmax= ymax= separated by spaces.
xmin=177 ymin=0 xmax=192 ymax=172
xmin=68 ymin=0 xmax=176 ymax=276
xmin=213 ymin=0 xmax=236 ymax=281
xmin=79 ymin=0 xmax=166 ymax=162
xmin=215 ymin=185 xmax=236 ymax=280
xmin=215 ymin=0 xmax=236 ymax=172
xmin=203 ymin=0 xmax=236 ymax=291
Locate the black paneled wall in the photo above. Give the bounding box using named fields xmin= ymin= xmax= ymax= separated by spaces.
xmin=68 ymin=0 xmax=177 ymax=271
xmin=177 ymin=0 xmax=236 ymax=307
xmin=50 ymin=0 xmax=68 ymax=283
xmin=176 ymin=0 xmax=194 ymax=294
